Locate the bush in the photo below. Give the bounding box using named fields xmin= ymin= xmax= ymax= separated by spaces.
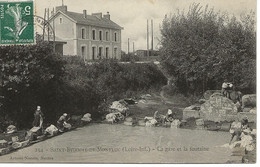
xmin=121 ymin=52 xmax=140 ymax=62
xmin=85 ymin=59 xmax=167 ymax=102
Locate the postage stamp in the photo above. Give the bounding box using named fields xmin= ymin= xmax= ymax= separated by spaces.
xmin=0 ymin=0 xmax=34 ymax=45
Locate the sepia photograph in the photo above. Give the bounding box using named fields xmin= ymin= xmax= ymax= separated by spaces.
xmin=0 ymin=0 xmax=257 ymax=164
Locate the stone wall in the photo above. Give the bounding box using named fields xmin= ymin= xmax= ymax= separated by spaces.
xmin=200 ymin=94 xmax=238 ymax=122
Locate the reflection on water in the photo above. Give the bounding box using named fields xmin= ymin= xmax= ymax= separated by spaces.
xmin=0 ymin=124 xmax=233 ymax=163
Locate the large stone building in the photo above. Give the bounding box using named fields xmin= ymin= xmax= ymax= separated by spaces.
xmin=50 ymin=5 xmax=123 ymax=60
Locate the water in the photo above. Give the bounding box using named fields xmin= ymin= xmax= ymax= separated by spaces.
xmin=0 ymin=124 xmax=234 ymax=163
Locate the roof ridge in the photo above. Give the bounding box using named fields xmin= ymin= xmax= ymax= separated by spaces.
xmin=59 ymin=10 xmax=123 ymax=30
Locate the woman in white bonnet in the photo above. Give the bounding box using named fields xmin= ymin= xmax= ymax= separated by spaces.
xmin=165 ymin=109 xmax=174 ymax=123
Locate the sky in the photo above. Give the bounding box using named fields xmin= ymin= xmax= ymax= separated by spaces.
xmin=33 ymin=0 xmax=256 ymax=52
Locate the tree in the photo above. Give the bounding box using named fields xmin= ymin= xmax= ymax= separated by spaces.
xmin=0 ymin=35 xmax=65 ymax=128
xmin=160 ymin=3 xmax=256 ymax=95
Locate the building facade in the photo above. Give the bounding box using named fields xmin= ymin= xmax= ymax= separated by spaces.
xmin=50 ymin=5 xmax=123 ymax=60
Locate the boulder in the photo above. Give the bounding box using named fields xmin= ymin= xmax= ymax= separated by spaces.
xmin=242 ymin=94 xmax=256 ymax=108
xmin=242 ymin=107 xmax=252 ymax=112
xmin=125 ymin=117 xmax=133 ymax=122
xmin=137 ymin=120 xmax=146 ymax=126
xmin=124 ymin=98 xmax=137 ymax=105
xmin=171 ymin=119 xmax=181 ymax=128
xmin=37 ymin=135 xmax=47 ymax=141
xmin=63 ymin=123 xmax=72 ymax=130
xmin=45 ymin=124 xmax=58 ymax=136
xmin=140 ymin=94 xmax=152 ymax=99
xmin=1 ymin=131 xmax=26 ymax=143
xmin=81 ymin=113 xmax=92 ymax=122
xmin=195 ymin=119 xmax=204 ymax=126
xmin=139 ymin=99 xmax=146 ymax=103
xmin=30 ymin=126 xmax=42 ymax=133
xmin=109 ymin=101 xmax=129 ymax=115
xmin=106 ymin=113 xmax=116 ymax=123
xmin=232 ymin=147 xmax=246 ymax=156
xmin=251 ymin=129 xmax=256 ymax=136
xmin=240 ymin=133 xmax=255 ymax=152
xmin=6 ymin=125 xmax=17 ymax=134
xmin=238 ymin=112 xmax=256 ymax=123
xmin=0 ymin=147 xmax=10 ymax=155
xmin=203 ymin=90 xmax=222 ymax=100
xmin=196 ymin=126 xmax=205 ymax=130
xmin=145 ymin=119 xmax=157 ymax=127
xmin=0 ymin=140 xmax=8 ymax=149
xmin=144 ymin=116 xmax=153 ymax=121
xmin=183 ymin=105 xmax=200 ymax=120
xmin=220 ymin=123 xmax=231 ymax=131
xmin=71 ymin=115 xmax=83 ymax=122
xmin=235 ymin=101 xmax=242 ymax=112
xmin=123 ymin=121 xmax=133 ymax=126
xmin=105 ymin=112 xmax=124 ymax=124
xmin=12 ymin=140 xmax=30 ymax=149
xmin=25 ymin=127 xmax=42 ymax=141
xmin=124 ymin=117 xmax=137 ymax=126
xmin=11 ymin=136 xmax=19 ymax=143
xmin=200 ymin=94 xmax=237 ymax=122
xmin=198 ymin=99 xmax=206 ymax=104
xmin=249 ymin=108 xmax=256 ymax=114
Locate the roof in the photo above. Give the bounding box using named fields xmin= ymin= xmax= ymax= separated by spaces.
xmin=53 ymin=10 xmax=123 ymax=30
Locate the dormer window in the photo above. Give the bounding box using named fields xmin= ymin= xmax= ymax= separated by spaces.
xmin=59 ymin=17 xmax=63 ymax=24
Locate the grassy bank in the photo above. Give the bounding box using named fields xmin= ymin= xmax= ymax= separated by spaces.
xmin=0 ymin=56 xmax=167 ymax=132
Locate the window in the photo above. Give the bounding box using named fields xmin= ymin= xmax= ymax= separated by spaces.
xmin=92 ymin=47 xmax=96 ymax=60
xmin=59 ymin=17 xmax=63 ymax=24
xmin=92 ymin=30 xmax=96 ymax=40
xmin=114 ymin=48 xmax=117 ymax=59
xmin=99 ymin=31 xmax=102 ymax=40
xmin=105 ymin=47 xmax=109 ymax=59
xmin=114 ymin=32 xmax=117 ymax=42
xmin=106 ymin=31 xmax=109 ymax=41
xmin=81 ymin=28 xmax=86 ymax=39
xmin=81 ymin=46 xmax=86 ymax=56
xmin=98 ymin=47 xmax=103 ymax=59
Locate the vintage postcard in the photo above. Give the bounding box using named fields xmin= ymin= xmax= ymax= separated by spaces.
xmin=0 ymin=0 xmax=257 ymax=164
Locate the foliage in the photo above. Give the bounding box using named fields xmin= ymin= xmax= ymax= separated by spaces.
xmin=0 ymin=35 xmax=65 ymax=129
xmin=160 ymin=3 xmax=256 ymax=95
xmin=121 ymin=51 xmax=140 ymax=62
xmin=0 ymin=45 xmax=166 ymax=130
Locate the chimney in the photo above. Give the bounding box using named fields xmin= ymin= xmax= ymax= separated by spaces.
xmin=56 ymin=5 xmax=67 ymax=12
xmin=128 ymin=38 xmax=130 ymax=54
xmin=83 ymin=10 xmax=87 ymax=19
xmin=92 ymin=12 xmax=102 ymax=19
xmin=151 ymin=19 xmax=153 ymax=51
xmin=104 ymin=12 xmax=110 ymax=20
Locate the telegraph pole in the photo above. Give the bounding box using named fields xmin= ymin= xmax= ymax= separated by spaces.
xmin=43 ymin=8 xmax=46 ymax=40
xmin=147 ymin=19 xmax=149 ymax=56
